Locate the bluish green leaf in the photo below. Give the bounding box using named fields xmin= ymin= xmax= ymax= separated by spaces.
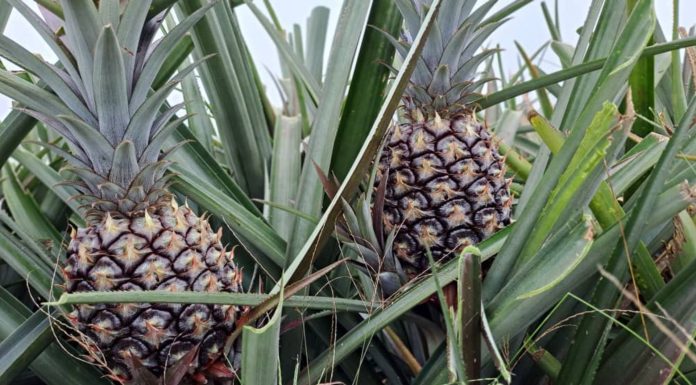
xmin=130 ymin=2 xmax=214 ymax=111
xmin=0 ymin=287 xmax=108 ymax=385
xmin=0 ymin=308 xmax=54 ymax=385
xmin=93 ymin=25 xmax=129 ymax=145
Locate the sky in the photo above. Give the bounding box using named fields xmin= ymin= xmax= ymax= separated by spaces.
xmin=234 ymin=0 xmax=696 ymax=105
xmin=0 ymin=1 xmax=695 ymax=115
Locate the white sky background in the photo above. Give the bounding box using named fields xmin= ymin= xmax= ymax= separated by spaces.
xmin=235 ymin=0 xmax=695 ymax=106
xmin=0 ymin=1 xmax=694 ymax=116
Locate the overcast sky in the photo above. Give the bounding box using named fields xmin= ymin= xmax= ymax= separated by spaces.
xmin=1 ymin=1 xmax=694 ymax=115
xmin=235 ymin=1 xmax=696 ymax=105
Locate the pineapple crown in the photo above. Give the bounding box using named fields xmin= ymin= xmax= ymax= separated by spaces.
xmin=0 ymin=0 xmax=213 ymax=220
xmin=316 ymin=161 xmax=407 ymax=298
xmin=387 ymin=0 xmax=506 ymax=115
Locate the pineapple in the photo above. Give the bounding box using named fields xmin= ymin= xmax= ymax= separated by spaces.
xmin=378 ymin=0 xmax=513 ymax=280
xmin=0 ymin=1 xmax=241 ymax=383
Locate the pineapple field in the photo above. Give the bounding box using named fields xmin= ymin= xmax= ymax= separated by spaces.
xmin=0 ymin=0 xmax=696 ymax=384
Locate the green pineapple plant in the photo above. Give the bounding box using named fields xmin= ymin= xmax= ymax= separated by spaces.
xmin=1 ymin=0 xmax=696 ymax=385
xmin=0 ymin=1 xmax=243 ymax=383
xmin=378 ymin=1 xmax=512 ymax=279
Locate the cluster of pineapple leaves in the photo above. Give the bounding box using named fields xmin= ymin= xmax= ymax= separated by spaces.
xmin=1 ymin=0 xmax=696 ymax=384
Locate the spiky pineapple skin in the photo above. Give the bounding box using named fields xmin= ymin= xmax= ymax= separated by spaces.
xmin=63 ymin=201 xmax=242 ymax=382
xmin=379 ymin=109 xmax=512 ymax=278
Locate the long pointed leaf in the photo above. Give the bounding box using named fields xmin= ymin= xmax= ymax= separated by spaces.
xmin=93 ymin=25 xmax=129 ymax=145
xmin=0 ymin=287 xmax=108 ymax=385
xmin=285 ymin=0 xmax=372 ymax=262
xmin=130 ymin=2 xmax=214 ymax=112
xmin=0 ymin=308 xmax=54 ymax=385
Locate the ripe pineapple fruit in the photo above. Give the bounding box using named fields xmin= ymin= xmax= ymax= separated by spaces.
xmin=0 ymin=1 xmax=241 ymax=383
xmin=378 ymin=0 xmax=513 ymax=280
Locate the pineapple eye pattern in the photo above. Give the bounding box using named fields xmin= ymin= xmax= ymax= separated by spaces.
xmin=379 ymin=114 xmax=512 ymax=279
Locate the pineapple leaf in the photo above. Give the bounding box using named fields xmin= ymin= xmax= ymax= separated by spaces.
xmin=48 ymin=290 xmax=375 ymax=313
xmin=11 ymin=149 xmax=82 ymax=216
xmin=57 ymin=115 xmax=112 ymax=176
xmin=608 ymin=133 xmax=667 ymax=195
xmin=150 ymin=103 xmax=186 ymax=140
xmin=392 ymin=0 xmax=420 ymax=40
xmin=177 ymin=0 xmax=271 ymax=200
xmin=356 ymin=198 xmax=380 ymax=252
xmin=331 ymin=0 xmax=402 ymax=180
xmin=488 ymin=216 xmax=593 ymax=312
xmin=0 ymin=1 xmax=10 ymax=32
xmin=0 ymin=35 xmax=94 ymax=126
xmin=557 ymin=94 xmax=696 ymax=384
xmin=0 ymin=288 xmax=109 ymax=385
xmin=458 ymin=19 xmax=507 ymax=71
xmin=339 ymin=198 xmax=363 ymax=242
xmin=425 ymin=248 xmax=468 ymax=383
xmin=117 ymin=0 xmax=152 ymax=91
xmin=141 ymin=114 xmax=191 ymax=165
xmin=304 ymin=7 xmax=330 ymax=85
xmin=166 ymin=120 xmax=262 ymax=216
xmin=152 ymin=35 xmax=195 ymax=91
xmin=0 ymin=70 xmax=74 ymax=118
xmin=413 ymin=344 xmax=448 ymax=385
xmin=481 ymin=0 xmax=533 ymax=26
xmin=0 ymin=216 xmax=54 ymax=299
xmin=483 ymin=0 xmax=656 ymax=301
xmin=519 ymin=102 xmax=620 ymax=262
xmin=61 ymin=0 xmax=102 ymax=110
xmin=595 ymin=254 xmax=696 ymax=384
xmin=6 ymin=0 xmax=84 ymax=97
xmin=37 ymin=145 xmax=89 ymax=180
xmin=0 ymin=308 xmax=54 ymax=385
xmin=16 ymin=108 xmax=86 ymax=161
xmin=61 ymin=0 xmax=100 ymax=50
xmin=93 ymin=24 xmax=129 ymax=146
xmin=110 ymin=140 xmax=139 ymax=187
xmin=627 ymin=3 xmax=656 ymax=140
xmin=179 ymin=54 xmax=213 ymax=151
xmin=241 ymin=284 xmax=283 ymax=385
xmin=314 ymin=162 xmax=339 ymax=200
xmin=245 ymin=1 xmax=320 ymax=102
xmin=436 ymin=0 xmax=464 ymax=40
xmin=428 ymin=64 xmax=451 ymax=96
xmin=481 ymin=303 xmax=511 ymax=383
xmin=98 ymin=0 xmax=120 ymax=28
xmin=440 ymin=22 xmax=475 ymax=71
xmin=303 ymin=178 xmax=694 ymax=383
xmin=269 ymin=115 xmax=302 ymax=241
xmin=129 ymin=1 xmax=215 ymax=112
xmin=283 ymin=0 xmax=372 ymax=263
xmin=343 ymin=242 xmax=381 ymax=271
xmin=476 ymin=36 xmax=696 ymax=110
xmin=378 ymin=29 xmax=431 ymax=86
xmin=463 ymin=0 xmax=496 ymax=28
xmin=421 ymin=8 xmax=443 ymax=72
xmin=451 ymin=48 xmax=498 ymax=85
xmin=125 ymin=57 xmax=204 ymax=156
xmin=1 ymin=164 xmax=62 ymax=253
xmin=0 ymin=110 xmax=37 ymax=169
